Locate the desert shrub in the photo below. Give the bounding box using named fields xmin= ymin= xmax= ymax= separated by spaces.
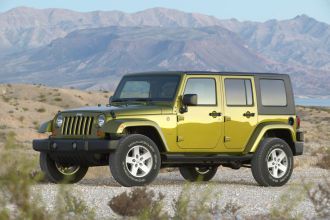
xmin=316 ymin=155 xmax=330 ymax=169
xmin=305 ymin=179 xmax=330 ymax=218
xmin=0 ymin=125 xmax=7 ymax=130
xmin=2 ymin=96 xmax=11 ymax=102
xmin=32 ymin=121 xmax=39 ymax=130
xmin=36 ymin=107 xmax=46 ymax=113
xmin=22 ymin=107 xmax=29 ymax=111
xmin=18 ymin=116 xmax=24 ymax=122
xmin=4 ymin=131 xmax=18 ymax=149
xmin=54 ymin=186 xmax=95 ymax=220
xmin=109 ymin=187 xmax=166 ymax=219
xmin=315 ymin=148 xmax=330 ymax=169
xmin=220 ymin=200 xmax=242 ymax=218
xmin=109 ymin=185 xmax=227 ymax=220
xmin=54 ymin=97 xmax=62 ymax=102
xmin=172 ymin=185 xmax=219 ymax=220
xmin=270 ymin=186 xmax=305 ymax=220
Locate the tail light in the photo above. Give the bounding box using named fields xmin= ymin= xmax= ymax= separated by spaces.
xmin=296 ymin=116 xmax=301 ymax=129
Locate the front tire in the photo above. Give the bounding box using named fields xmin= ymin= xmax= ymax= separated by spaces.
xmin=251 ymin=138 xmax=293 ymax=187
xmin=109 ymin=134 xmax=161 ymax=187
xmin=40 ymin=152 xmax=88 ymax=184
xmin=179 ymin=166 xmax=218 ymax=182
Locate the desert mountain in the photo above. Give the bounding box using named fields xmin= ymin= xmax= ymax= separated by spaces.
xmin=0 ymin=7 xmax=329 ymax=97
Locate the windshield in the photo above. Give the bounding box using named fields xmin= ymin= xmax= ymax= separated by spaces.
xmin=112 ymin=75 xmax=181 ymax=102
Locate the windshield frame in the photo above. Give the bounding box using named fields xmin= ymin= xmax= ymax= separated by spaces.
xmin=112 ymin=74 xmax=182 ymax=103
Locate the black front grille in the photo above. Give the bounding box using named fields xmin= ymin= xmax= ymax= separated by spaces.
xmin=61 ymin=116 xmax=94 ymax=136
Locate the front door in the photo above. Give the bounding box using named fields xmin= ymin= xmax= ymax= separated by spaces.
xmin=177 ymin=76 xmax=223 ymax=149
xmin=222 ymin=76 xmax=258 ymax=150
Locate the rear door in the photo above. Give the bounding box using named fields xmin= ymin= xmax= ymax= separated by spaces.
xmin=222 ymin=76 xmax=258 ymax=150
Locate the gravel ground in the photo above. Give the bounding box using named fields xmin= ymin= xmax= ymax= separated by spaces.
xmin=32 ymin=167 xmax=329 ymax=219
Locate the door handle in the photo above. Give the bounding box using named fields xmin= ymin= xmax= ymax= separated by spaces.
xmin=243 ymin=111 xmax=255 ymax=118
xmin=209 ymin=111 xmax=222 ymax=118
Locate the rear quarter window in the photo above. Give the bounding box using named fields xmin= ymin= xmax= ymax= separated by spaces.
xmin=260 ymin=79 xmax=287 ymax=106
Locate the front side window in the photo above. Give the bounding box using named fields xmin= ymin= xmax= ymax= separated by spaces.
xmin=260 ymin=79 xmax=287 ymax=106
xmin=184 ymin=78 xmax=216 ymax=105
xmin=113 ymin=75 xmax=180 ymax=101
xmin=225 ymin=79 xmax=253 ymax=106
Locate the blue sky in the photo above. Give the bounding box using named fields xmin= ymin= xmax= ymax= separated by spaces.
xmin=1 ymin=0 xmax=329 ymax=23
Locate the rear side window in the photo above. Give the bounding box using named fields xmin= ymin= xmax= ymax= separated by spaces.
xmin=184 ymin=78 xmax=216 ymax=105
xmin=260 ymin=79 xmax=287 ymax=106
xmin=225 ymin=79 xmax=253 ymax=106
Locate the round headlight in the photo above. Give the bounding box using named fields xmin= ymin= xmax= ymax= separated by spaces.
xmin=56 ymin=114 xmax=63 ymax=128
xmin=98 ymin=114 xmax=106 ymax=127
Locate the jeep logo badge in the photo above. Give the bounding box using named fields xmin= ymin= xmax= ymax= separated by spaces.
xmin=76 ymin=113 xmax=83 ymax=116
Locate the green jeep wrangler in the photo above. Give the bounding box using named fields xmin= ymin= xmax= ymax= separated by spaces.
xmin=33 ymin=71 xmax=304 ymax=187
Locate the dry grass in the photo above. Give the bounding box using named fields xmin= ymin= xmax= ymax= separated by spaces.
xmin=0 ymin=133 xmax=96 ymax=220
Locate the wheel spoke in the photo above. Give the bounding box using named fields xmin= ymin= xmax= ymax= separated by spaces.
xmin=267 ymin=161 xmax=275 ymax=168
xmin=133 ymin=147 xmax=140 ymax=157
xmin=278 ymin=152 xmax=286 ymax=162
xmin=278 ymin=164 xmax=287 ymax=172
xmin=273 ymin=167 xmax=279 ymax=178
xmin=139 ymin=164 xmax=150 ymax=173
xmin=131 ymin=165 xmax=139 ymax=176
xmin=140 ymin=151 xmax=152 ymax=161
xmin=126 ymin=156 xmax=135 ymax=164
xmin=271 ymin=150 xmax=277 ymax=160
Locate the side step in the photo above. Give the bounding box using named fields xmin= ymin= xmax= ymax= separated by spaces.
xmin=162 ymin=153 xmax=253 ymax=165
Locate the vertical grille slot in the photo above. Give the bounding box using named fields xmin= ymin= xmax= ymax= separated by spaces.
xmin=61 ymin=116 xmax=94 ymax=136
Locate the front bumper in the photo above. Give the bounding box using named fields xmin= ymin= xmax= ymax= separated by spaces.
xmin=33 ymin=138 xmax=119 ymax=153
xmin=33 ymin=138 xmax=120 ymax=166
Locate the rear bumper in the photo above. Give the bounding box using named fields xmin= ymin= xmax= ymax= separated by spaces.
xmin=293 ymin=141 xmax=304 ymax=156
xmin=33 ymin=138 xmax=119 ymax=153
xmin=293 ymin=130 xmax=304 ymax=156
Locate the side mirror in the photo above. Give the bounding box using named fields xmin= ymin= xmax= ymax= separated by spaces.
xmin=182 ymin=94 xmax=198 ymax=106
xmin=109 ymin=96 xmax=113 ymax=104
xmin=180 ymin=94 xmax=197 ymax=113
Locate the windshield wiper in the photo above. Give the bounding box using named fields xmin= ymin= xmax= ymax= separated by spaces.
xmin=111 ymin=99 xmax=125 ymax=102
xmin=111 ymin=98 xmax=153 ymax=105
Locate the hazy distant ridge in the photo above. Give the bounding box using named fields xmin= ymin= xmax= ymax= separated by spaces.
xmin=0 ymin=7 xmax=329 ymax=97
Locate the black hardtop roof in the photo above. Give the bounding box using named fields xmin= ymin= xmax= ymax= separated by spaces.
xmin=125 ymin=71 xmax=288 ymax=77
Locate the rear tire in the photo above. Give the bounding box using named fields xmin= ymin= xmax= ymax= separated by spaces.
xmin=109 ymin=134 xmax=161 ymax=187
xmin=251 ymin=138 xmax=293 ymax=187
xmin=40 ymin=152 xmax=88 ymax=184
xmin=179 ymin=166 xmax=218 ymax=182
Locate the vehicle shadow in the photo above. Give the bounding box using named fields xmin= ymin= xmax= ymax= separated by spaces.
xmin=78 ymin=176 xmax=257 ymax=187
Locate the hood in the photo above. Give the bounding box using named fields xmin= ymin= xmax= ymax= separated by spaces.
xmin=61 ymin=104 xmax=170 ymax=116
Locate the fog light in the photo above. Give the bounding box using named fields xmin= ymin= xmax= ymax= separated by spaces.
xmin=97 ymin=130 xmax=105 ymax=137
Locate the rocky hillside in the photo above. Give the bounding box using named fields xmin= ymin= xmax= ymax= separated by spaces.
xmin=0 ymin=83 xmax=109 ymax=146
